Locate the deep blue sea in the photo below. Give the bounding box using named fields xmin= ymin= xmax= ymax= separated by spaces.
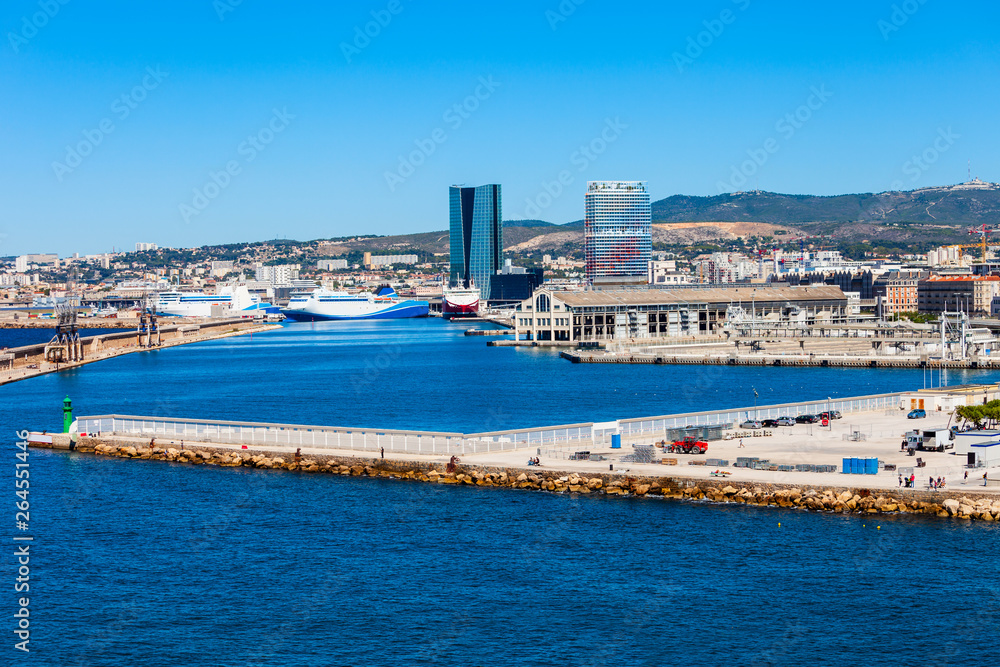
xmin=3 ymin=319 xmax=999 ymax=665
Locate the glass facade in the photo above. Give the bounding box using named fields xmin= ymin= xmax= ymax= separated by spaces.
xmin=449 ymin=184 xmax=503 ymax=299
xmin=584 ymin=181 xmax=651 ymax=282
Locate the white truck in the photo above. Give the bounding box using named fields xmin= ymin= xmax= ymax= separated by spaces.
xmin=920 ymin=427 xmax=955 ymax=452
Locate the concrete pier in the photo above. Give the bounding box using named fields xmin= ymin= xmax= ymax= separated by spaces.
xmin=1 ymin=318 xmax=280 ymax=386
xmin=561 ymin=350 xmax=1000 ymax=369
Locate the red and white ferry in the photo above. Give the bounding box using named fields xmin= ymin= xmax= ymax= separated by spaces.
xmin=442 ymin=285 xmax=480 ymax=319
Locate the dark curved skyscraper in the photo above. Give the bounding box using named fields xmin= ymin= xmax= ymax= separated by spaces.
xmin=449 ymin=184 xmax=502 ymax=299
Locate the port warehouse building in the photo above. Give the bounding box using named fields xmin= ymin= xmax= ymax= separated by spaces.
xmin=513 ymin=284 xmax=849 ymax=342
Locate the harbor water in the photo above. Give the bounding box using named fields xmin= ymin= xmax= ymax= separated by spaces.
xmin=3 ymin=319 xmax=999 ymax=665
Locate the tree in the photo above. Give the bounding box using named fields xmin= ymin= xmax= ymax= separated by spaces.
xmin=956 ymin=400 xmax=1000 ymax=429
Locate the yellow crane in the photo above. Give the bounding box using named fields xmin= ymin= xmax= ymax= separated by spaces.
xmin=948 ymin=224 xmax=1000 ymax=262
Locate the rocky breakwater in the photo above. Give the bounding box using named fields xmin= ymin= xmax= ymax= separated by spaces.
xmin=72 ymin=438 xmax=1000 ymax=521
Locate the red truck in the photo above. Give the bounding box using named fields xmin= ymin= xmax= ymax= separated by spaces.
xmin=668 ymin=435 xmax=708 ymax=455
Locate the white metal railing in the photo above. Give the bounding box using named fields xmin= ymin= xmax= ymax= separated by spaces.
xmin=77 ymin=394 xmax=904 ymax=456
xmin=617 ymin=393 xmax=905 ymax=437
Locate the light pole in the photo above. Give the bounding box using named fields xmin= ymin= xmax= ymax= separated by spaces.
xmin=828 ymin=396 xmax=832 ymax=431
xmin=753 ymin=387 xmax=759 ymax=421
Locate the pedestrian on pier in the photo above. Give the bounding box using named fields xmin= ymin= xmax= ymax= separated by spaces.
xmin=898 ymin=474 xmax=902 ymax=487
xmin=738 ymin=439 xmax=745 ymax=448
xmin=380 ymin=447 xmax=384 ymax=459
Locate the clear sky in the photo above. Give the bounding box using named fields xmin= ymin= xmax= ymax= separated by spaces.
xmin=2 ymin=0 xmax=999 ymax=255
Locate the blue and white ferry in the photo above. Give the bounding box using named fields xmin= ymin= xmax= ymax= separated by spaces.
xmin=282 ymin=286 xmax=429 ymax=321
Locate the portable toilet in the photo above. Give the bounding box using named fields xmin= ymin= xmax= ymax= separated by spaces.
xmin=866 ymin=458 xmax=879 ymax=475
xmin=842 ymin=458 xmax=851 ymax=474
xmin=611 ymin=434 xmax=621 ymax=449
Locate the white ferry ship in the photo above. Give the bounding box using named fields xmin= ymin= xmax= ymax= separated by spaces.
xmin=282 ymin=286 xmax=429 ymax=321
xmin=156 ymin=285 xmax=278 ymax=317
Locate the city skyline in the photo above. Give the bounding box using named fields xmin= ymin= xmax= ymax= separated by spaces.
xmin=3 ymin=1 xmax=1000 ymax=256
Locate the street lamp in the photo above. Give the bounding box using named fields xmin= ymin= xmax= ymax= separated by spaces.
xmin=828 ymin=396 xmax=832 ymax=431
xmin=753 ymin=387 xmax=759 ymax=421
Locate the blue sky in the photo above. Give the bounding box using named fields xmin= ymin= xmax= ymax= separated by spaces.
xmin=2 ymin=0 xmax=999 ymax=255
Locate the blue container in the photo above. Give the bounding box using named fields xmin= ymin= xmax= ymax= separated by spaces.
xmin=611 ymin=434 xmax=621 ymax=449
xmin=842 ymin=458 xmax=851 ymax=474
xmin=853 ymin=458 xmax=863 ymax=474
xmin=866 ymin=458 xmax=879 ymax=475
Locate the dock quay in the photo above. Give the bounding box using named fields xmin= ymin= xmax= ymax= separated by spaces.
xmin=1 ymin=318 xmax=279 ymax=386
xmin=560 ymin=350 xmax=1000 ymax=369
xmin=25 ymin=385 xmax=1000 ymax=520
xmin=464 ymin=329 xmax=515 ymax=336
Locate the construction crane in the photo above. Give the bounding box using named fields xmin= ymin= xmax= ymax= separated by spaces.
xmin=951 ymin=224 xmax=1000 ymax=262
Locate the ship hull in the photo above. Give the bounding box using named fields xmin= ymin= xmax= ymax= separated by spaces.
xmin=282 ymin=300 xmax=429 ymax=321
xmin=442 ymin=301 xmax=479 ymax=318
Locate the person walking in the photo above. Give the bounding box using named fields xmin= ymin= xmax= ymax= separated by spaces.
xmin=380 ymin=447 xmax=384 ymax=459
xmin=964 ymin=470 xmax=969 ymax=481
xmin=738 ymin=439 xmax=745 ymax=448
xmin=898 ymin=474 xmax=903 ymax=488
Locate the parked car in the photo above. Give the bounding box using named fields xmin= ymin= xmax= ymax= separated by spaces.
xmin=761 ymin=419 xmax=780 ymax=428
xmin=741 ymin=420 xmax=762 ymax=429
xmin=819 ymin=410 xmax=843 ymax=420
xmin=907 ymin=409 xmax=927 ymax=419
xmin=795 ymin=414 xmax=820 ymax=424
xmin=776 ymin=417 xmax=795 ymax=426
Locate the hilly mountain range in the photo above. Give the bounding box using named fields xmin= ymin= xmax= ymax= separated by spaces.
xmin=649 ymin=183 xmax=1000 ymax=226
xmin=323 ymin=182 xmax=1000 ymax=257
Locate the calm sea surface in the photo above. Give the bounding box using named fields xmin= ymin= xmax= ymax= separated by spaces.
xmin=3 ymin=319 xmax=999 ymax=665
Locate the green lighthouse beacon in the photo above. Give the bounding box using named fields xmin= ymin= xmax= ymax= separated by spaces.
xmin=63 ymin=395 xmax=73 ymax=433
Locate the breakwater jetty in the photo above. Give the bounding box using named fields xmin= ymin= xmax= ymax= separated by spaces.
xmin=30 ymin=434 xmax=1000 ymax=521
